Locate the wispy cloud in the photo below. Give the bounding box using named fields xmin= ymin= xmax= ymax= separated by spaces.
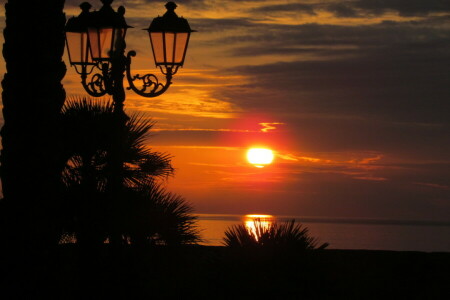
xmin=353 ymin=176 xmax=388 ymax=181
xmin=153 ymin=145 xmax=242 ymax=151
xmin=152 ymin=128 xmax=253 ymax=133
xmin=414 ymin=182 xmax=450 ymax=190
xmin=259 ymin=122 xmax=284 ymax=132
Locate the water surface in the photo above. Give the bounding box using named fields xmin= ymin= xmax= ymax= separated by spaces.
xmin=197 ymin=214 xmax=450 ymax=252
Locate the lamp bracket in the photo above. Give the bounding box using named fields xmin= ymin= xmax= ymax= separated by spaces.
xmin=81 ymin=68 xmax=108 ymax=97
xmin=78 ymin=50 xmax=176 ymax=98
xmin=125 ymin=51 xmax=173 ymax=98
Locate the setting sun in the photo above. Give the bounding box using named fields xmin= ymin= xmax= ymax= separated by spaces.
xmin=246 ymin=148 xmax=274 ymax=168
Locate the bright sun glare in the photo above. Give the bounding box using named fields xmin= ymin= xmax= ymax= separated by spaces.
xmin=246 ymin=148 xmax=274 ymax=168
xmin=244 ymin=214 xmax=274 ymax=239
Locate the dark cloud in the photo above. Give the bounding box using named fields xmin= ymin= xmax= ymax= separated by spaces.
xmin=355 ymin=0 xmax=450 ymax=17
xmin=217 ymin=20 xmax=450 ymax=78
xmin=327 ymin=3 xmax=359 ymax=18
xmin=226 ymin=46 xmax=450 ymax=120
xmin=190 ymin=18 xmax=257 ymax=32
xmin=232 ymin=46 xmax=355 ymax=57
xmin=323 ymin=0 xmax=450 ymax=18
xmin=322 ymin=0 xmax=450 ymax=18
xmin=199 ymin=18 xmax=450 ymax=57
xmin=243 ymin=0 xmax=450 ymax=19
xmin=64 ymin=0 xmax=450 ymax=18
xmin=64 ymin=0 xmax=200 ymax=14
xmin=249 ymin=3 xmax=317 ymax=16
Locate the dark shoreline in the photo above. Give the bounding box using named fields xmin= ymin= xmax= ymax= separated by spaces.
xmin=3 ymin=245 xmax=449 ymax=299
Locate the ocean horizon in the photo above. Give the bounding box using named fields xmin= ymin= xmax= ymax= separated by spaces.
xmin=196 ymin=214 xmax=450 ymax=252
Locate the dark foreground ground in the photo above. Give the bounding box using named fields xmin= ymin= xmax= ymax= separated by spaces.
xmin=3 ymin=245 xmax=450 ymax=299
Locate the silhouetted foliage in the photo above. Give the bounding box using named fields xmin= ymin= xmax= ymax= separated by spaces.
xmin=59 ymin=97 xmax=199 ymax=246
xmin=124 ymin=180 xmax=201 ymax=245
xmin=60 ymin=98 xmax=173 ymax=190
xmin=224 ymin=219 xmax=328 ymax=250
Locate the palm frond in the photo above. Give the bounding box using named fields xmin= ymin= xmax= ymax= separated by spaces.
xmin=124 ymin=180 xmax=202 ymax=245
xmin=125 ymin=113 xmax=155 ymax=150
xmin=223 ymin=219 xmax=328 ymax=250
xmin=61 ymin=96 xmax=174 ymax=190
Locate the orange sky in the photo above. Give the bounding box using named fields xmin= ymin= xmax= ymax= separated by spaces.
xmin=1 ymin=0 xmax=450 ymax=221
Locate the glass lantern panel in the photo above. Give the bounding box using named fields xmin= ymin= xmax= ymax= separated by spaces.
xmin=164 ymin=32 xmax=175 ymax=64
xmin=150 ymin=32 xmax=165 ymax=64
xmin=66 ymin=32 xmax=91 ymax=64
xmin=88 ymin=27 xmax=114 ymax=60
xmin=174 ymin=32 xmax=189 ymax=64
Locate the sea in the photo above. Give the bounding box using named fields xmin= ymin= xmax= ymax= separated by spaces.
xmin=196 ymin=214 xmax=450 ymax=252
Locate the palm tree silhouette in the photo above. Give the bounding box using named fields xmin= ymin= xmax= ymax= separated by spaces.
xmin=60 ymin=97 xmax=175 ymax=245
xmin=1 ymin=2 xmax=67 ymax=296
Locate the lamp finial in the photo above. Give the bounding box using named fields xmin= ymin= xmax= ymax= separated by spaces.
xmin=101 ymin=0 xmax=113 ymax=6
xmin=79 ymin=2 xmax=92 ymax=13
xmin=165 ymin=2 xmax=177 ymax=12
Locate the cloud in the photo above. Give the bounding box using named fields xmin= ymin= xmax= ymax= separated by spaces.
xmin=322 ymin=0 xmax=450 ymax=18
xmin=225 ymin=50 xmax=450 ymax=120
xmin=353 ymin=176 xmax=387 ymax=181
xmin=326 ymin=3 xmax=359 ymax=18
xmin=249 ymin=3 xmax=317 ymax=16
xmin=276 ymin=153 xmax=300 ymax=161
xmin=216 ymin=17 xmax=450 ymax=131
xmin=414 ymin=182 xmax=450 ymax=190
xmin=221 ymin=19 xmax=450 ymax=55
xmin=354 ymin=0 xmax=450 ymax=17
xmin=259 ymin=122 xmax=284 ymax=133
xmin=152 ymin=128 xmax=253 ymax=133
xmin=190 ymin=18 xmax=257 ymax=32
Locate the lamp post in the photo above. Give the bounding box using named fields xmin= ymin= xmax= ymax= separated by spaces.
xmin=64 ymin=0 xmax=194 ymax=243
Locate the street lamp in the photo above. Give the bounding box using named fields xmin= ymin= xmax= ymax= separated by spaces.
xmin=65 ymin=0 xmax=194 ymax=104
xmin=64 ymin=1 xmax=194 ymax=244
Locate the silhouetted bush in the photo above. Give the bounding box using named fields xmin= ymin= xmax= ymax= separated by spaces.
xmin=223 ymin=219 xmax=328 ymax=250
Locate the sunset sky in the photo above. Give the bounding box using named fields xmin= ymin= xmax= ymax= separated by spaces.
xmin=1 ymin=0 xmax=449 ymax=221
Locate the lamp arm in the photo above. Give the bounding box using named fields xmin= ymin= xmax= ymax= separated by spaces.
xmin=81 ymin=72 xmax=108 ymax=97
xmin=78 ymin=63 xmax=108 ymax=97
xmin=125 ymin=51 xmax=172 ymax=98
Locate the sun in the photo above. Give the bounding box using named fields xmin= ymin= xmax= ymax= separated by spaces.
xmin=246 ymin=148 xmax=274 ymax=168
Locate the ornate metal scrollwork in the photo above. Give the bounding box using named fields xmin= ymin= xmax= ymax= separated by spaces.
xmin=81 ymin=72 xmax=108 ymax=97
xmin=125 ymin=51 xmax=172 ymax=98
xmin=78 ymin=51 xmax=176 ymax=98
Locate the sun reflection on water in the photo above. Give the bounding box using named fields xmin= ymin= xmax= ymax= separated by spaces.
xmin=244 ymin=214 xmax=274 ymax=238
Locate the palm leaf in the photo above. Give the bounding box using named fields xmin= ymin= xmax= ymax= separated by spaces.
xmin=223 ymin=219 xmax=328 ymax=250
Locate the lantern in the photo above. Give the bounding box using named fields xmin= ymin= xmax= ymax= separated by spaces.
xmin=87 ymin=0 xmax=131 ymax=61
xmin=65 ymin=2 xmax=95 ymax=73
xmin=146 ymin=2 xmax=194 ymax=71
